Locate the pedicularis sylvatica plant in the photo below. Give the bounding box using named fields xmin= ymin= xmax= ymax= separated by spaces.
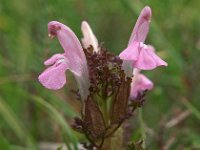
xmin=38 ymin=6 xmax=167 ymax=150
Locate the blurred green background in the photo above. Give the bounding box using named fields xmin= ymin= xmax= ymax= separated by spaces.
xmin=0 ymin=0 xmax=200 ymax=149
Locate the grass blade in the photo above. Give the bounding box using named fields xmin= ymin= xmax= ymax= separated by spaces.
xmin=31 ymin=95 xmax=79 ymax=150
xmin=0 ymin=136 xmax=11 ymax=150
xmin=0 ymin=97 xmax=36 ymax=150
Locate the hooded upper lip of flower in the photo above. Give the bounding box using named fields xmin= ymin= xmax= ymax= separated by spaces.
xmin=119 ymin=6 xmax=168 ymax=70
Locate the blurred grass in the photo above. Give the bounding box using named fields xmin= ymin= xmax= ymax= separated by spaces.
xmin=0 ymin=0 xmax=200 ymax=149
xmin=31 ymin=95 xmax=78 ymax=150
xmin=0 ymin=96 xmax=36 ymax=150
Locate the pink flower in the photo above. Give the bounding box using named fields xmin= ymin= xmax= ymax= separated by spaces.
xmin=130 ymin=69 xmax=153 ymax=98
xmin=81 ymin=21 xmax=99 ymax=53
xmin=119 ymin=6 xmax=167 ymax=71
xmin=38 ymin=21 xmax=89 ymax=99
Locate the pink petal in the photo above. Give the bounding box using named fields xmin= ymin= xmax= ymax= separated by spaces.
xmin=119 ymin=41 xmax=139 ymax=61
xmin=134 ymin=46 xmax=157 ymax=70
xmin=134 ymin=46 xmax=168 ymax=70
xmin=130 ymin=74 xmax=153 ymax=98
xmin=38 ymin=62 xmax=68 ymax=90
xmin=81 ymin=21 xmax=99 ymax=52
xmin=128 ymin=6 xmax=152 ymax=44
xmin=148 ymin=46 xmax=168 ymax=67
xmin=44 ymin=53 xmax=65 ymax=66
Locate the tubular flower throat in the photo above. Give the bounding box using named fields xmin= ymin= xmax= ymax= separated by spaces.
xmin=38 ymin=6 xmax=167 ymax=149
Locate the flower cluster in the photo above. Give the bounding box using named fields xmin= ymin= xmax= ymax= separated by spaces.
xmin=38 ymin=6 xmax=167 ymax=149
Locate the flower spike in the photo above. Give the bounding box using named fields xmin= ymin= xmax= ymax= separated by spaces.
xmin=38 ymin=7 xmax=168 ymax=148
xmin=81 ymin=21 xmax=99 ymax=52
xmin=39 ymin=21 xmax=90 ymax=100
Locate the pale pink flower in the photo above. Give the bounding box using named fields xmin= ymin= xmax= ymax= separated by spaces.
xmin=81 ymin=21 xmax=99 ymax=52
xmin=130 ymin=69 xmax=153 ymax=98
xmin=38 ymin=21 xmax=89 ymax=99
xmin=119 ymin=6 xmax=167 ymax=71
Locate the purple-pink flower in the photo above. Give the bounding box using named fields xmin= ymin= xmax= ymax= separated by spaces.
xmin=119 ymin=6 xmax=167 ymax=70
xmin=38 ymin=21 xmax=90 ymax=99
xmin=119 ymin=6 xmax=167 ymax=97
xmin=130 ymin=69 xmax=153 ymax=98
